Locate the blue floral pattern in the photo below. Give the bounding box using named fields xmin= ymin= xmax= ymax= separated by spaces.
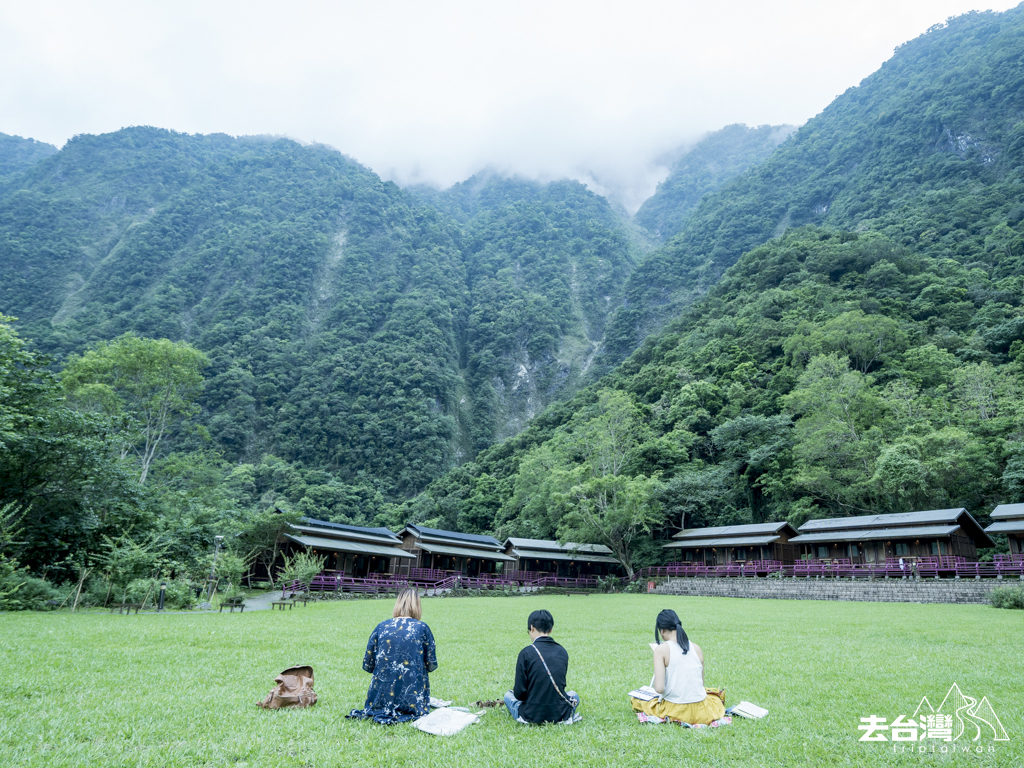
xmin=347 ymin=617 xmax=438 ymax=724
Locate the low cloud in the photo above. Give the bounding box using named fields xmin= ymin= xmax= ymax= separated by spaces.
xmin=1 ymin=0 xmax=1016 ymax=208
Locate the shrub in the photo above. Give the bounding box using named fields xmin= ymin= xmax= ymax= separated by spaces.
xmin=215 ymin=552 xmax=247 ymax=591
xmin=162 ymin=579 xmax=199 ymax=609
xmin=596 ymin=575 xmax=624 ymax=593
xmin=80 ymin=577 xmax=115 ymax=608
xmin=115 ymin=578 xmax=198 ymax=610
xmin=0 ymin=569 xmax=61 ymax=611
xmin=989 ymin=585 xmax=1024 ymax=610
xmin=122 ymin=578 xmax=159 ymax=606
xmin=278 ymin=551 xmax=326 ymax=591
xmin=1 ymin=554 xmax=63 ymax=610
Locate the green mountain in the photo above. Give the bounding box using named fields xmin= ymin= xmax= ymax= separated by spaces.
xmin=635 ymin=123 xmax=795 ymax=241
xmin=4 ymin=6 xmax=1024 ymax=572
xmin=0 ymin=129 xmax=644 ymax=501
xmin=601 ymin=7 xmax=1024 ymax=364
xmin=403 ymin=8 xmax=1024 ymax=564
xmin=0 ymin=133 xmax=57 ymax=180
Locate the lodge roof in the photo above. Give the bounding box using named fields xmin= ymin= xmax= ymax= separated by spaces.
xmin=990 ymin=503 xmax=1024 ymax=520
xmin=789 ymin=525 xmax=964 ymax=545
xmin=504 ymin=537 xmax=614 ymax=555
xmin=284 ymin=519 xmax=412 ymax=558
xmin=664 ymin=534 xmax=784 ymax=549
xmin=401 ymin=524 xmax=504 ymax=551
xmin=669 ymin=521 xmax=797 ymax=541
xmin=798 ymin=509 xmax=965 ymax=531
xmin=503 ymin=537 xmax=617 ymax=563
xmin=790 ymin=512 xmax=991 ymax=548
xmin=986 ymin=504 xmax=1024 ymax=535
xmin=294 ymin=518 xmax=402 ymax=545
xmin=416 ymin=541 xmax=515 ymax=562
xmin=284 ymin=533 xmax=415 ymax=559
xmin=796 ymin=508 xmax=992 ymax=546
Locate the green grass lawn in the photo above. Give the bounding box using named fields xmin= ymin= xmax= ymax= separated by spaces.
xmin=0 ymin=594 xmax=1019 ymax=767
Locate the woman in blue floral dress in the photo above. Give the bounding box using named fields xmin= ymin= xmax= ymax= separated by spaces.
xmin=347 ymin=588 xmax=438 ymax=724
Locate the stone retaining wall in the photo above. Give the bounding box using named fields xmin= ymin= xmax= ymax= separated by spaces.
xmin=655 ymin=576 xmax=1019 ymax=603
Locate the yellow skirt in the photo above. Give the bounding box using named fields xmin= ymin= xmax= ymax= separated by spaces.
xmin=630 ymin=688 xmax=725 ymax=725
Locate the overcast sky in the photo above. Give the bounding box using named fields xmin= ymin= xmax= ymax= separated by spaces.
xmin=1 ymin=1 xmax=1018 ymax=209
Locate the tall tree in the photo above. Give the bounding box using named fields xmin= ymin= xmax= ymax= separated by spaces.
xmin=0 ymin=317 xmax=142 ymax=575
xmin=61 ymin=334 xmax=208 ymax=484
xmin=553 ymin=390 xmax=661 ymax=578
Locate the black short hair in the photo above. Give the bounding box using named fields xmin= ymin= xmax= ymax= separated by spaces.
xmin=528 ymin=609 xmax=554 ymax=634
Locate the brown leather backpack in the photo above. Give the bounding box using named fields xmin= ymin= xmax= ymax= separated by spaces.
xmin=257 ymin=665 xmax=317 ymax=709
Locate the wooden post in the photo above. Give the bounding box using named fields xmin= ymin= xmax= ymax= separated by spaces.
xmin=139 ymin=578 xmax=156 ymax=611
xmin=71 ymin=567 xmax=89 ymax=613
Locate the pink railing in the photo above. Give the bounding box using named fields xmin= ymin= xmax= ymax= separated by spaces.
xmin=409 ymin=568 xmax=458 ymax=582
xmin=533 ymin=575 xmax=598 ymax=589
xmin=430 ymin=574 xmax=461 ymax=591
xmin=462 ymin=575 xmax=517 ymax=589
xmin=642 ymin=555 xmax=1021 ymax=581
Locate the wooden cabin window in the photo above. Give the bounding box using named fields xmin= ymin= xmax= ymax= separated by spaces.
xmin=894 ymin=542 xmax=910 ymax=556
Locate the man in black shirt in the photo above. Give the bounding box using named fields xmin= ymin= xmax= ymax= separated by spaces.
xmin=503 ymin=609 xmax=580 ymax=724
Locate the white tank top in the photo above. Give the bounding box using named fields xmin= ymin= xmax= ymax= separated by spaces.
xmin=661 ymin=642 xmax=706 ymax=704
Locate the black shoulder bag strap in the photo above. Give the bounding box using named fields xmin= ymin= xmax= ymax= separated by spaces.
xmin=531 ymin=643 xmax=575 ymax=709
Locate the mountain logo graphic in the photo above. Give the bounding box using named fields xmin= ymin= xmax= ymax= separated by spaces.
xmin=912 ymin=683 xmax=1009 ymax=742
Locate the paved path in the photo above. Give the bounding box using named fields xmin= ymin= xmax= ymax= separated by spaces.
xmin=242 ymin=589 xmax=286 ymax=611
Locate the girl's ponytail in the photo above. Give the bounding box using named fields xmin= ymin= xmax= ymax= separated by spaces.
xmin=655 ymin=609 xmax=690 ymax=654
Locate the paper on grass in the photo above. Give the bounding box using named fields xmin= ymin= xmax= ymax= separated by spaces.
xmin=730 ymin=701 xmax=768 ymax=718
xmin=412 ymin=707 xmax=481 ymax=736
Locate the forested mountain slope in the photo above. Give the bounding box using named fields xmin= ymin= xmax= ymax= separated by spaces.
xmin=419 ymin=173 xmax=642 ymax=449
xmin=0 ymin=134 xmax=57 ymax=180
xmin=4 ymin=6 xmax=1024 ymax=572
xmin=405 ymin=226 xmax=1023 ymax=569
xmin=0 ymin=129 xmax=644 ymax=501
xmin=402 ymin=8 xmax=1024 ymax=567
xmin=601 ymin=7 xmax=1024 ymax=364
xmin=634 ymin=123 xmax=795 ymax=241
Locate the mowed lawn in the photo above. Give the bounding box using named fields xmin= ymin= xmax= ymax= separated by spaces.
xmin=0 ymin=594 xmax=1020 ymax=768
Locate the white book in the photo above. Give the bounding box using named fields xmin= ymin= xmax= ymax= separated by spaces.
xmin=628 ymin=685 xmax=660 ymax=701
xmin=730 ymin=700 xmax=768 ymax=719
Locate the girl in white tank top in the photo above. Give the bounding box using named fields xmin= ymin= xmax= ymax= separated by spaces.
xmin=659 ymin=640 xmax=707 ymax=703
xmin=630 ymin=608 xmax=725 ymax=725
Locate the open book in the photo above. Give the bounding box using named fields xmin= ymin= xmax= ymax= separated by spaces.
xmin=729 ymin=701 xmax=768 ymax=719
xmin=627 ymin=685 xmax=660 ymax=701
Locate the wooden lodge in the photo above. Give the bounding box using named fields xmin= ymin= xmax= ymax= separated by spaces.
xmin=280 ymin=518 xmax=414 ymax=577
xmin=503 ymin=537 xmax=622 ymax=578
xmin=662 ymin=522 xmax=799 ymax=565
xmin=788 ymin=508 xmax=994 ymax=563
xmin=986 ymin=504 xmax=1024 ymax=555
xmin=396 ymin=525 xmax=514 ymax=577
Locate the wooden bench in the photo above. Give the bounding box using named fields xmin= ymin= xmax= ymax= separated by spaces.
xmin=112 ymin=603 xmax=143 ymax=614
xmin=293 ymin=594 xmax=315 ymax=606
xmin=271 ymin=600 xmax=295 ymax=610
xmin=219 ymin=597 xmax=246 ymax=612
